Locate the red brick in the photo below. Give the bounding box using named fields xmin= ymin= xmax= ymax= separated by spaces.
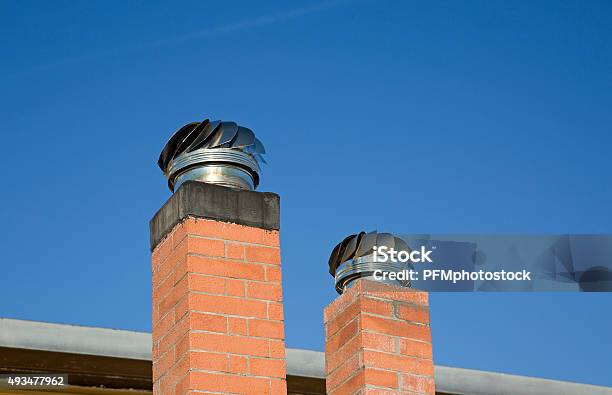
xmin=154 ymin=238 xmax=188 ymax=285
xmin=153 ymin=348 xmax=175 ymax=381
xmin=387 ymin=289 xmax=428 ymax=306
xmin=396 ymin=304 xmax=430 ymax=324
xmin=324 ymin=293 xmax=351 ymax=322
xmin=364 ymin=368 xmax=398 ymax=389
xmin=161 ymin=355 xmax=189 ymax=390
xmin=188 ymin=274 xmax=225 ymax=294
xmin=189 ymin=351 xmax=228 ymax=372
xmin=184 ymin=218 xmax=227 ymax=238
xmin=248 ymin=319 xmax=284 ymax=339
xmin=245 ymin=245 xmax=281 ymax=264
xmin=228 ymin=317 xmax=247 ymax=335
xmin=159 ymin=275 xmax=189 ymax=318
xmin=188 ymin=236 xmax=225 ymax=257
xmin=170 ymin=221 xmax=188 ymax=248
xmin=324 ymin=280 xmax=434 ymax=395
xmin=189 ymin=371 xmax=271 ymax=394
xmin=188 ymin=255 xmax=266 ymax=281
xmin=325 ymin=317 xmax=360 ymax=353
xmin=174 ymin=296 xmax=189 ymax=322
xmin=226 ymin=242 xmax=245 ymax=260
xmin=358 ymin=280 xmax=429 ymax=306
xmin=265 ymin=266 xmax=282 ymax=283
xmin=153 ymin=268 xmax=180 ymax=302
xmin=362 ymin=350 xmax=434 ymax=376
xmin=250 ymin=358 xmax=286 ymax=378
xmin=152 ymin=341 xmax=160 ymax=360
xmin=189 ymin=293 xmax=268 ymax=318
xmin=225 ymin=278 xmax=246 ymax=297
xmin=152 ymin=235 xmax=173 ymax=270
xmin=174 ymin=373 xmax=190 ymax=395
xmin=329 ymin=369 xmax=365 ymax=395
xmin=159 ymin=317 xmax=190 ymax=354
xmin=270 ymin=379 xmax=287 ymax=394
xmin=152 ymin=217 xmax=287 ymax=395
xmin=326 ymin=332 xmax=362 ymax=373
xmin=172 ymin=261 xmax=190 ymax=284
xmin=261 ymin=231 xmax=280 ymax=247
xmin=326 ymin=354 xmax=361 ymax=391
xmin=361 ymin=297 xmax=393 ymax=317
xmin=400 ymin=374 xmax=435 ymax=394
xmin=153 ymin=308 xmax=175 ymax=339
xmin=247 ymin=282 xmax=283 ymax=301
xmin=186 ymin=218 xmax=278 ymax=246
xmin=152 ymin=304 xmax=160 ymax=324
xmin=229 ymin=355 xmax=248 ymax=374
xmin=190 ymin=312 xmax=227 ymax=333
xmin=190 ymin=332 xmax=269 ymax=357
xmin=325 ymin=299 xmax=361 ymax=336
xmin=361 ymin=315 xmax=431 ymax=342
xmin=362 ymin=332 xmax=396 ymax=353
xmin=175 ymin=334 xmax=189 ymax=360
xmin=154 ymin=256 xmax=183 ymax=290
xmin=267 ymin=302 xmax=284 ymax=321
xmin=269 ymin=340 xmax=286 ymax=359
xmin=363 ymin=389 xmax=400 ymax=395
xmin=399 ymin=338 xmax=433 ymax=360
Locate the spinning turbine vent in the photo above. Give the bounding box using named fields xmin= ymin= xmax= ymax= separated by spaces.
xmin=158 ymin=118 xmax=266 ymax=191
xmin=328 ymin=231 xmax=412 ymax=294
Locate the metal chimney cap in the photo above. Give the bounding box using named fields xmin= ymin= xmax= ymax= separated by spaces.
xmin=158 ymin=118 xmax=266 ymax=192
xmin=328 ymin=231 xmax=412 ymax=294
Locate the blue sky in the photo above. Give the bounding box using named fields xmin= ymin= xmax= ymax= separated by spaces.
xmin=1 ymin=0 xmax=611 ymax=387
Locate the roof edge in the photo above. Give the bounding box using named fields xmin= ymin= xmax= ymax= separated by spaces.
xmin=0 ymin=318 xmax=151 ymax=361
xmin=1 ymin=318 xmax=610 ymax=395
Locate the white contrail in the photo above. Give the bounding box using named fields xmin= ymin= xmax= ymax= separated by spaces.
xmin=6 ymin=0 xmax=350 ymax=79
xmin=145 ymin=0 xmax=346 ymax=47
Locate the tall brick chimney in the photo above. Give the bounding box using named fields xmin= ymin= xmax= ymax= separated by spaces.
xmin=324 ymin=280 xmax=435 ymax=394
xmin=323 ymin=232 xmax=435 ymax=395
xmin=325 ymin=231 xmax=435 ymax=395
xmin=150 ymin=181 xmax=286 ymax=395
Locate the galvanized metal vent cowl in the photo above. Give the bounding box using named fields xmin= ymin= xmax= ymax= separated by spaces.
xmin=158 ymin=118 xmax=266 ymax=192
xmin=328 ymin=231 xmax=412 ymax=294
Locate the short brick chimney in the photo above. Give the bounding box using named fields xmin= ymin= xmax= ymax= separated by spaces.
xmin=150 ymin=181 xmax=286 ymax=395
xmin=324 ymin=280 xmax=435 ymax=395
